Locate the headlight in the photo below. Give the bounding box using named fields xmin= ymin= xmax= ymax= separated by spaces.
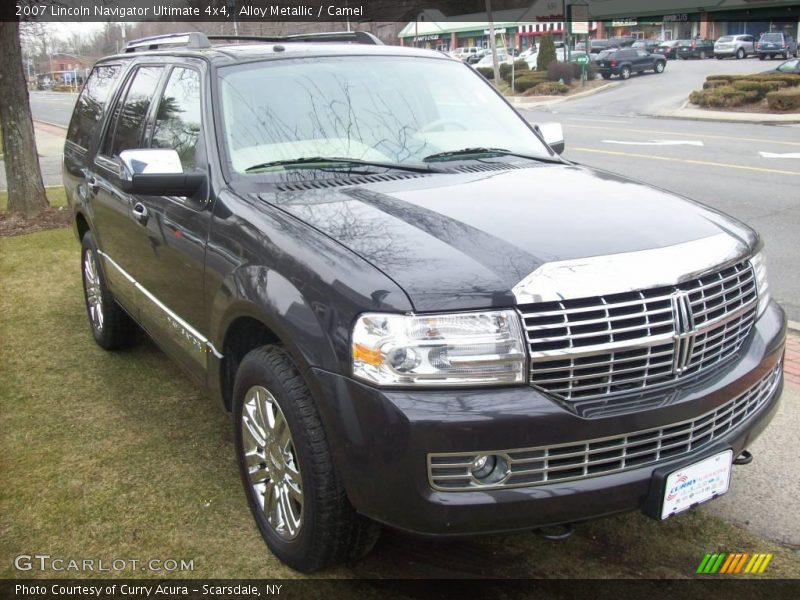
xmin=351 ymin=310 xmax=526 ymax=386
xmin=751 ymin=250 xmax=770 ymax=317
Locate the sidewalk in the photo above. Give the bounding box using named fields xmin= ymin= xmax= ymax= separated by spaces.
xmin=0 ymin=120 xmax=66 ymax=191
xmin=507 ymin=81 xmax=621 ymax=109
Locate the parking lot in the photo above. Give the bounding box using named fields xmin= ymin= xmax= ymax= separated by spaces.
xmin=519 ymin=56 xmax=800 ymax=322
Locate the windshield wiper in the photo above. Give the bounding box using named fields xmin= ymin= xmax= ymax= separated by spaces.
xmin=423 ymin=147 xmax=554 ymax=163
xmin=244 ymin=156 xmax=433 ymax=174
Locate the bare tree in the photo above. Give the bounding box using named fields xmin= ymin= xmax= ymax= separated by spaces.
xmin=0 ymin=11 xmax=48 ymax=219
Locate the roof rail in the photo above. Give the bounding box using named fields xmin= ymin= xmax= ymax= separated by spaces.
xmin=122 ymin=30 xmax=383 ymax=53
xmin=207 ymin=31 xmax=383 ymax=45
xmin=123 ymin=32 xmax=211 ymax=53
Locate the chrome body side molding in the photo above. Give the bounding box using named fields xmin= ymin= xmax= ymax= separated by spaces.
xmin=98 ymin=250 xmax=222 ymax=367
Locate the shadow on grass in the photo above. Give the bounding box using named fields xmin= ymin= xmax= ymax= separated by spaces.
xmin=1 ymin=228 xmax=798 ymax=581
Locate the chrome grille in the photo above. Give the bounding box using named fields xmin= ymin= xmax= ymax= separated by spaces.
xmin=520 ymin=261 xmax=757 ymax=401
xmin=428 ymin=363 xmax=781 ymax=491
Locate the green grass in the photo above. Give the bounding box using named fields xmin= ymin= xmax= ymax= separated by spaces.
xmin=1 ymin=228 xmax=799 ymax=581
xmin=0 ymin=186 xmax=66 ymax=212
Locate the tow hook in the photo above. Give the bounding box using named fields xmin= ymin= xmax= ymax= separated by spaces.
xmin=733 ymin=449 xmax=753 ymax=465
xmin=537 ymin=523 xmax=574 ymax=541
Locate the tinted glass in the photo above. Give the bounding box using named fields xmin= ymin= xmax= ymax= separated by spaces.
xmin=718 ymin=36 xmax=733 ymax=43
xmin=108 ymin=66 xmax=163 ymax=158
xmin=761 ymin=33 xmax=782 ymax=42
xmin=66 ymin=64 xmax=122 ymax=150
xmin=152 ymin=68 xmax=202 ymax=170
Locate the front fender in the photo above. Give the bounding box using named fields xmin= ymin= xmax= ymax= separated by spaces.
xmin=209 ymin=264 xmax=339 ymax=375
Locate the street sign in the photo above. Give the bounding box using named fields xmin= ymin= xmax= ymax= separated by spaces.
xmin=570 ymin=5 xmax=589 ymax=35
xmin=575 ymin=54 xmax=590 ymax=65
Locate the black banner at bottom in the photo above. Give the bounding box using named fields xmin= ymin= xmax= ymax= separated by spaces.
xmin=2 ymin=579 xmax=800 ymax=600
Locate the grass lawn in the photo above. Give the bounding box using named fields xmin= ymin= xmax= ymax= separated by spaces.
xmin=0 ymin=186 xmax=67 ymax=212
xmin=2 ymin=228 xmax=799 ymax=582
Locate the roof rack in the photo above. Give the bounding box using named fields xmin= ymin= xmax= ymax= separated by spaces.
xmin=122 ymin=30 xmax=382 ymax=53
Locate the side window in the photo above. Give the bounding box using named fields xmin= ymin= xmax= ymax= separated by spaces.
xmin=151 ymin=68 xmax=202 ymax=171
xmin=637 ymin=50 xmax=649 ymax=57
xmin=66 ymin=64 xmax=123 ymax=150
xmin=105 ymin=66 xmax=164 ymax=158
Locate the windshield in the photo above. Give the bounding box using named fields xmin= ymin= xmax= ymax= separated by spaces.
xmin=217 ymin=56 xmax=551 ymax=174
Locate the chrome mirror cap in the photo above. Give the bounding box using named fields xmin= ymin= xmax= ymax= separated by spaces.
xmin=537 ymin=122 xmax=565 ymax=155
xmin=118 ymin=149 xmax=183 ymax=181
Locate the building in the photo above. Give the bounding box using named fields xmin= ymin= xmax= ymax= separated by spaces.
xmin=36 ymin=53 xmax=95 ymax=86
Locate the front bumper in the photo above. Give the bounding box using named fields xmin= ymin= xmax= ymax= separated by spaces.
xmin=306 ymin=302 xmax=786 ymax=536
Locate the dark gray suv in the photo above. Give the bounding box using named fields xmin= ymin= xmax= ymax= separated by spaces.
xmin=63 ymin=32 xmax=786 ymax=572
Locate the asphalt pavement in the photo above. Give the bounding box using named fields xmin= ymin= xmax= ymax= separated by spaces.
xmin=520 ymin=56 xmax=800 ymax=321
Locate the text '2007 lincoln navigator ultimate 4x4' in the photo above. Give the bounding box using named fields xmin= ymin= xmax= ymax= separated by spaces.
xmin=63 ymin=32 xmax=786 ymax=572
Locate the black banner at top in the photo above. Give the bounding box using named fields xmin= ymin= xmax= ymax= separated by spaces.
xmin=4 ymin=0 xmax=800 ymax=23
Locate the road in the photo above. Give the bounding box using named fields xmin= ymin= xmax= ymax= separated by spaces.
xmin=24 ymin=61 xmax=800 ymax=320
xmin=520 ymin=55 xmax=800 ymax=321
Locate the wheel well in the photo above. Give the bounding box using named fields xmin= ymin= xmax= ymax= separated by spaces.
xmin=76 ymin=212 xmax=90 ymax=240
xmin=220 ymin=317 xmax=281 ymax=410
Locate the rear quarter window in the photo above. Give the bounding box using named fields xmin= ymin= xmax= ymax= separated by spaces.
xmin=66 ymin=64 xmax=124 ymax=151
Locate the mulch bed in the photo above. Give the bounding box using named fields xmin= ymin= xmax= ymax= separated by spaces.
xmin=0 ymin=206 xmax=71 ymax=237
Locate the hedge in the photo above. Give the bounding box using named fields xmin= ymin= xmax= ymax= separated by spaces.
xmin=512 ymin=76 xmax=550 ymax=93
xmin=523 ymin=81 xmax=570 ymax=96
xmin=766 ymin=87 xmax=800 ymax=111
xmin=730 ymin=78 xmax=788 ymax=99
xmin=476 ymin=67 xmax=494 ymax=79
xmin=500 ymin=60 xmax=531 ymax=82
xmin=689 ymin=86 xmax=759 ymax=108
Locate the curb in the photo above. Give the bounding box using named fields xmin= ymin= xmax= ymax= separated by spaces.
xmin=660 ymin=102 xmax=800 ymax=124
xmin=789 ymin=320 xmax=800 ymax=333
xmin=34 ymin=119 xmax=68 ymax=133
xmin=507 ymin=81 xmax=620 ymax=108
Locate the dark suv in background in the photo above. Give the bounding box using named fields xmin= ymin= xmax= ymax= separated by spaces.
xmin=596 ymin=48 xmax=667 ymax=79
xmin=63 ymin=32 xmax=785 ymax=572
xmin=757 ymin=32 xmax=798 ymax=60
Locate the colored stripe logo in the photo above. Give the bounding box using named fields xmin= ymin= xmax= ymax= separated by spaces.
xmin=696 ymin=553 xmax=773 ymax=574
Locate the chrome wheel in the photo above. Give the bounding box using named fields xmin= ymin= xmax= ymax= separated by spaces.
xmin=83 ymin=249 xmax=104 ymax=332
xmin=241 ymin=385 xmax=303 ymax=540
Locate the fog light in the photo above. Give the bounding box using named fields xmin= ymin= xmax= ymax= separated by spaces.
xmin=471 ymin=455 xmax=496 ymax=479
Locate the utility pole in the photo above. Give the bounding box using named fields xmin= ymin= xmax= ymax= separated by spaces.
xmin=485 ymin=0 xmax=501 ymax=87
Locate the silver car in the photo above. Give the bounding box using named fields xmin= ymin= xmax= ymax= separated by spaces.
xmin=714 ymin=34 xmax=755 ymax=59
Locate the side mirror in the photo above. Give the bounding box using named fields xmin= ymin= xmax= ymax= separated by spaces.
xmin=118 ymin=149 xmax=205 ymax=197
xmin=537 ymin=122 xmax=565 ymax=155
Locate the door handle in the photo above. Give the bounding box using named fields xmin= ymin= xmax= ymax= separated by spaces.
xmin=132 ymin=202 xmax=149 ymax=226
xmin=87 ymin=177 xmax=100 ymax=194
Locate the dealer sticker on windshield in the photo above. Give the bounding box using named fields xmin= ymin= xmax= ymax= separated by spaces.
xmin=661 ymin=450 xmax=733 ymax=520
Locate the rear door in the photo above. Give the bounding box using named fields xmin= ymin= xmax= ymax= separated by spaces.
xmin=634 ymin=50 xmax=652 ymax=71
xmin=122 ymin=64 xmax=211 ymax=380
xmin=88 ymin=64 xmax=166 ymax=312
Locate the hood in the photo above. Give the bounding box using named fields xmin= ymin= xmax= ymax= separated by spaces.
xmin=256 ymin=164 xmax=756 ymax=312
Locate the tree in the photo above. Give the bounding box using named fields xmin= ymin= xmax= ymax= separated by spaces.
xmin=485 ymin=0 xmax=501 ymax=86
xmin=0 ymin=9 xmax=48 ymax=219
xmin=537 ymin=34 xmax=557 ymax=72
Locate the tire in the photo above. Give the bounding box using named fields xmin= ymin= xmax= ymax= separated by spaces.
xmin=736 ymin=48 xmax=745 ymax=59
xmin=758 ymin=54 xmax=765 ymax=61
xmin=715 ymin=55 xmax=723 ymax=60
xmin=654 ymin=61 xmax=665 ymax=73
xmin=620 ymin=66 xmax=631 ymax=80
xmin=699 ymin=51 xmax=707 ymax=59
xmin=80 ymin=231 xmax=137 ymax=350
xmin=233 ymin=346 xmax=381 ymax=573
xmin=601 ymin=73 xmax=612 ymax=80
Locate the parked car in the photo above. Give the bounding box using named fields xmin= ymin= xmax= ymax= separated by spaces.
xmin=475 ymin=48 xmax=515 ymax=67
xmin=64 ymin=30 xmax=785 ymax=574
xmin=576 ymin=39 xmax=610 ymax=56
xmin=450 ymin=47 xmax=482 ymax=62
xmin=756 ymin=32 xmax=798 ymax=60
xmin=677 ymin=38 xmax=715 ymax=59
xmin=596 ymin=48 xmax=667 ymax=79
xmin=466 ymin=48 xmax=489 ymax=64
xmin=714 ymin=34 xmax=755 ymax=59
xmin=519 ymin=46 xmax=537 ymax=59
xmin=632 ymin=39 xmax=660 ymax=52
xmin=654 ymin=40 xmax=681 ymax=59
xmin=525 ymin=47 xmax=567 ymax=69
xmin=606 ymin=36 xmax=637 ymax=49
xmin=762 ymin=57 xmax=800 ymax=74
